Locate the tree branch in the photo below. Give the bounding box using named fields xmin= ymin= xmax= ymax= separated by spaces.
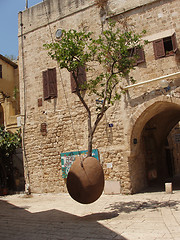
xmin=72 ymin=71 xmax=90 ymax=115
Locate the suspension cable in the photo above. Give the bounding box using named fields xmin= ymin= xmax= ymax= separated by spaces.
xmin=43 ymin=1 xmax=80 ymax=153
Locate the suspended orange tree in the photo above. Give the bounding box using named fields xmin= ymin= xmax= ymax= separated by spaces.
xmin=44 ymin=21 xmax=146 ymax=157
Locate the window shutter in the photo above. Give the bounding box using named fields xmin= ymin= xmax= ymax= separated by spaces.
xmin=43 ymin=70 xmax=49 ymax=100
xmin=48 ymin=68 xmax=57 ymax=98
xmin=171 ymin=33 xmax=178 ymax=53
xmin=43 ymin=68 xmax=57 ymax=100
xmin=153 ymin=39 xmax=165 ymax=59
xmin=71 ymin=66 xmax=87 ymax=93
xmin=78 ymin=66 xmax=87 ymax=89
xmin=70 ymin=71 xmax=77 ymax=93
xmin=135 ymin=47 xmax=145 ymax=64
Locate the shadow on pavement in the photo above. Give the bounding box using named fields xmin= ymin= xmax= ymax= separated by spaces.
xmin=81 ymin=211 xmax=119 ymax=221
xmin=0 ymin=199 xmax=126 ymax=240
xmin=107 ymin=199 xmax=180 ymax=214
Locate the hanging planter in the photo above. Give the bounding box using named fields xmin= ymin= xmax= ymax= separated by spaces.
xmin=66 ymin=156 xmax=104 ymax=204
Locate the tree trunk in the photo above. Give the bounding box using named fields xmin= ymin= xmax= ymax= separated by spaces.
xmin=88 ymin=134 xmax=93 ymax=157
xmin=87 ymin=112 xmax=93 ymax=157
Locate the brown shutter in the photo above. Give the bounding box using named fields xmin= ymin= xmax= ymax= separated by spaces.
xmin=48 ymin=68 xmax=57 ymax=98
xmin=171 ymin=33 xmax=178 ymax=53
xmin=71 ymin=66 xmax=87 ymax=93
xmin=71 ymin=71 xmax=77 ymax=93
xmin=77 ymin=66 xmax=87 ymax=89
xmin=43 ymin=70 xmax=49 ymax=100
xmin=153 ymin=39 xmax=165 ymax=59
xmin=136 ymin=47 xmax=145 ymax=64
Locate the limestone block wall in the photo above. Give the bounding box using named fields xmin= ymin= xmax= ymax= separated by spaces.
xmin=18 ymin=0 xmax=180 ymax=194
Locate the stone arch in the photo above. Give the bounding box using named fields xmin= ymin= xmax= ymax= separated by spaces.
xmin=127 ymin=95 xmax=180 ymax=193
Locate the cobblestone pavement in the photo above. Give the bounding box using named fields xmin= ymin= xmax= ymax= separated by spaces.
xmin=0 ymin=190 xmax=180 ymax=240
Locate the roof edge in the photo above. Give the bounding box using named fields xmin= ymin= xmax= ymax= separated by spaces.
xmin=0 ymin=54 xmax=18 ymax=69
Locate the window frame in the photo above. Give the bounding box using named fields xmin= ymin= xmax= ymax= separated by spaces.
xmin=153 ymin=33 xmax=178 ymax=59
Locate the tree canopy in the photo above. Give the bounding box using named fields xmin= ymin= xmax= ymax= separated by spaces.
xmin=44 ymin=21 xmax=146 ymax=156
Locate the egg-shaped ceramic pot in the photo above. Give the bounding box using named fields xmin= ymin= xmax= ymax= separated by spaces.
xmin=67 ymin=156 xmax=104 ymax=204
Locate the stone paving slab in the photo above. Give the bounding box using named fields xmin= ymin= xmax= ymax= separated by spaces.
xmin=0 ymin=190 xmax=180 ymax=240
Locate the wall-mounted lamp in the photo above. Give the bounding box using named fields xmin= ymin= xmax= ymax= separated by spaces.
xmin=100 ymin=8 xmax=107 ymax=24
xmin=55 ymin=29 xmax=63 ymax=40
xmin=159 ymin=79 xmax=169 ymax=88
xmin=159 ymin=79 xmax=171 ymax=92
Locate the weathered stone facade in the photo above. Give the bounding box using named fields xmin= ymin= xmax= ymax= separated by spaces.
xmin=18 ymin=0 xmax=180 ymax=194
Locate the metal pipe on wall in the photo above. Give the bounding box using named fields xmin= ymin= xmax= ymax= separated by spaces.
xmin=124 ymin=71 xmax=180 ymax=90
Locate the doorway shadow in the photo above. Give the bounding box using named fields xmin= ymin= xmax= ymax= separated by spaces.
xmin=141 ymin=175 xmax=180 ymax=193
xmin=0 ymin=199 xmax=126 ymax=240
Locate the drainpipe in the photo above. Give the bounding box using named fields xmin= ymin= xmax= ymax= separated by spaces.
xmin=19 ymin=11 xmax=31 ymax=194
xmin=124 ymin=71 xmax=180 ymax=90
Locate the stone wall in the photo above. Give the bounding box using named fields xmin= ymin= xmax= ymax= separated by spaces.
xmin=18 ymin=0 xmax=180 ymax=194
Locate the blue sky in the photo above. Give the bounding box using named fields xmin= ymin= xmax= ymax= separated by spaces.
xmin=0 ymin=0 xmax=43 ymax=59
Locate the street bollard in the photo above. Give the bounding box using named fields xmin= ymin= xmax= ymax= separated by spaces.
xmin=165 ymin=182 xmax=172 ymax=194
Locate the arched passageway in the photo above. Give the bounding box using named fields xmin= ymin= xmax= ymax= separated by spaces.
xmin=130 ymin=100 xmax=180 ymax=193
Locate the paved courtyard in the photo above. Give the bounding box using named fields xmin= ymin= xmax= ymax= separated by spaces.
xmin=0 ymin=190 xmax=180 ymax=240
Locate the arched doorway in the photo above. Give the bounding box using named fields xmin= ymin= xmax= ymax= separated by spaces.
xmin=130 ymin=100 xmax=180 ymax=193
xmin=167 ymin=123 xmax=180 ymax=182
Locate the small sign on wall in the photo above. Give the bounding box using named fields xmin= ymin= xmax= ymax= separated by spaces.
xmin=60 ymin=149 xmax=99 ymax=178
xmin=106 ymin=162 xmax=113 ymax=168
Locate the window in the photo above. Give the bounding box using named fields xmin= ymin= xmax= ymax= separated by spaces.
xmin=153 ymin=33 xmax=178 ymax=59
xmin=70 ymin=66 xmax=87 ymax=93
xmin=128 ymin=47 xmax=145 ymax=65
xmin=42 ymin=68 xmax=57 ymax=100
xmin=0 ymin=65 xmax=2 ymax=78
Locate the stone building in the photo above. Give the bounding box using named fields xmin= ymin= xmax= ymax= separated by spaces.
xmin=0 ymin=54 xmax=20 ymax=132
xmin=18 ymin=0 xmax=180 ymax=194
xmin=0 ymin=54 xmax=24 ymax=194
